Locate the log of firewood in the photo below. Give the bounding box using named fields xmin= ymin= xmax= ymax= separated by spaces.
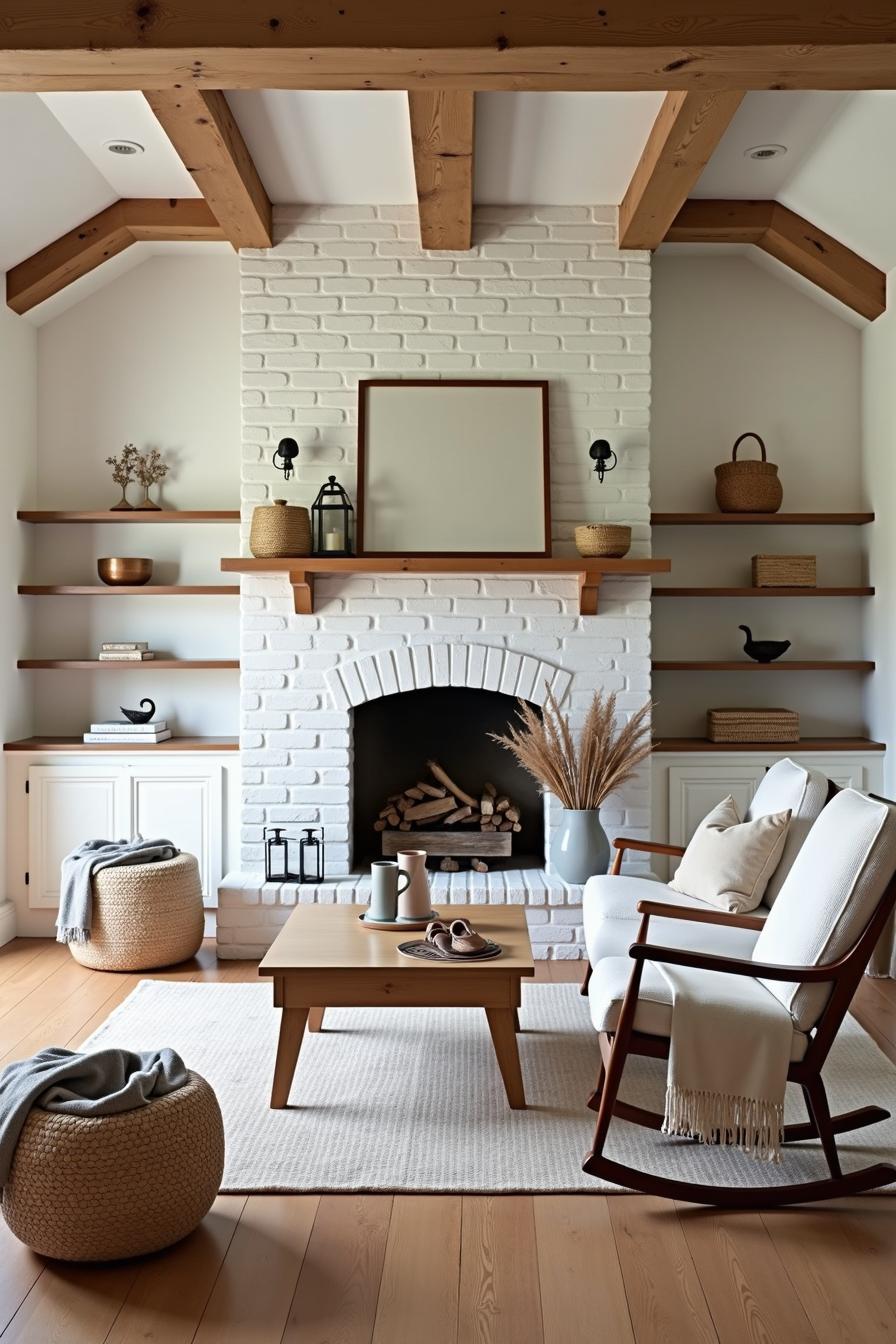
xmin=426 ymin=760 xmax=477 ymax=809
xmin=417 ymin=781 xmax=447 ymax=799
xmin=443 ymin=805 xmax=473 ymax=825
xmin=396 ymin=797 xmax=411 ymax=814
xmin=483 ymin=782 xmax=497 ymax=798
xmin=404 ymin=786 xmax=425 ymax=801
xmin=378 ymin=804 xmax=396 ymax=819
xmin=495 ymin=796 xmax=510 ymax=813
xmin=480 ymin=794 xmax=494 ymax=817
xmin=499 ymin=820 xmax=514 ymax=832
xmin=373 ymin=818 xmax=387 ymax=832
xmin=403 ymin=795 xmax=457 ymax=823
xmin=505 ymin=806 xmax=520 ymax=824
xmin=512 ymin=822 xmax=522 ymax=833
xmin=471 ymin=859 xmax=489 ymax=873
xmin=399 ymin=821 xmax=412 ymax=831
xmin=386 ymin=810 xmax=401 ymax=827
xmin=439 ymin=856 xmax=460 ymax=872
xmin=461 ymin=812 xmax=481 ymax=825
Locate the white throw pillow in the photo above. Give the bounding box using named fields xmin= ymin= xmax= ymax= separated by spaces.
xmin=669 ymin=797 xmax=792 ymax=914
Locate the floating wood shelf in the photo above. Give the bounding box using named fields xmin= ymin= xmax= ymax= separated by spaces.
xmin=18 ymin=510 xmax=240 ymax=524
xmin=17 ymin=660 xmax=239 ymax=670
xmin=18 ymin=585 xmax=240 ymax=596
xmin=652 ymin=737 xmax=885 ymax=753
xmin=220 ymin=555 xmax=671 ymax=616
xmin=651 ymin=512 xmax=874 ymax=526
xmin=653 ymin=661 xmax=875 ymax=672
xmin=3 ymin=737 xmax=239 ymax=752
xmin=654 ymin=586 xmax=874 ymax=598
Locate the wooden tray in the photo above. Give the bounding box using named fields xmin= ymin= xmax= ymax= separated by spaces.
xmin=358 ymin=910 xmax=439 ymax=931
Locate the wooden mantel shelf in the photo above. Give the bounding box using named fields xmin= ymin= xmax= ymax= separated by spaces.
xmin=221 ymin=555 xmax=672 ymax=616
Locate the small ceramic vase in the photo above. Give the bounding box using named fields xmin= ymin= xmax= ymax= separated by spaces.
xmin=396 ymin=850 xmax=432 ymax=921
xmin=551 ymin=810 xmax=610 ymax=885
xmin=367 ymin=861 xmax=411 ymax=922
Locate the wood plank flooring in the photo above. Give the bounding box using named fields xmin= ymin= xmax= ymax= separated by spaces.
xmin=0 ymin=938 xmax=893 ymax=1343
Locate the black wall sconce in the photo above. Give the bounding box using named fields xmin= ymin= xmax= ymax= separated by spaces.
xmin=589 ymin=439 xmax=617 ymax=483
xmin=273 ymin=437 xmax=299 ymax=481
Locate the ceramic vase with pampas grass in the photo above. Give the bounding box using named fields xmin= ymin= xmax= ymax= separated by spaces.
xmin=491 ymin=687 xmax=653 ymax=884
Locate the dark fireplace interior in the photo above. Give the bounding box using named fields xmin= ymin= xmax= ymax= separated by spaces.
xmin=352 ymin=686 xmax=545 ymax=871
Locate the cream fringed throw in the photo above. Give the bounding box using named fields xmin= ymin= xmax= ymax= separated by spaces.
xmin=657 ymin=964 xmax=795 ymax=1162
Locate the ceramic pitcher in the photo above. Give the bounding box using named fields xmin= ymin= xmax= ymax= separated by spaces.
xmin=368 ymin=860 xmax=410 ymax=922
xmin=396 ymin=849 xmax=432 ymax=921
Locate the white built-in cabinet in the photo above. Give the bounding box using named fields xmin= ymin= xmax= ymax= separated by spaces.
xmin=651 ymin=748 xmax=886 ymax=880
xmin=6 ymin=750 xmax=238 ymax=935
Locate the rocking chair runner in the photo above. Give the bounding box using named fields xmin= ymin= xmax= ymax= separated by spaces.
xmin=583 ymin=789 xmax=896 ymax=1207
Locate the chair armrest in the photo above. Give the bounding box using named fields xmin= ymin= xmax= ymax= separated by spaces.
xmin=628 ymin=940 xmax=839 ymax=984
xmin=635 ymin=899 xmax=766 ymax=933
xmin=613 ymin=837 xmax=686 ymax=859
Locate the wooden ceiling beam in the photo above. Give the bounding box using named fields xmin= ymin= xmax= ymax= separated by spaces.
xmin=143 ymin=89 xmax=272 ymax=249
xmin=3 ymin=4 xmax=896 ymax=92
xmin=6 ymin=200 xmax=224 ymax=315
xmin=618 ymin=91 xmax=745 ymax=250
xmin=408 ymin=91 xmax=474 ymax=251
xmin=665 ymin=199 xmax=886 ymax=321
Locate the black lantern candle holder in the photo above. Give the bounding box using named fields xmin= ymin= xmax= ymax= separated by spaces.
xmin=310 ymin=475 xmax=354 ymax=556
xmin=299 ymin=827 xmax=326 ymax=884
xmin=264 ymin=826 xmax=299 ymax=882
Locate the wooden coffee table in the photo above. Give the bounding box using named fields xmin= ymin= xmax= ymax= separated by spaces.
xmin=258 ymin=904 xmax=535 ymax=1110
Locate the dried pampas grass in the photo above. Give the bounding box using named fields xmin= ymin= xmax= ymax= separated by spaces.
xmin=491 ymin=686 xmax=652 ymax=812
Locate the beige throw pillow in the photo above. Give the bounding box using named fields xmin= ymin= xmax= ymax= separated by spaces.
xmin=669 ymin=796 xmax=792 ymax=914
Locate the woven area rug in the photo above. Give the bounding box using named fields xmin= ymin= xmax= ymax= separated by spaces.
xmin=83 ymin=981 xmax=896 ymax=1194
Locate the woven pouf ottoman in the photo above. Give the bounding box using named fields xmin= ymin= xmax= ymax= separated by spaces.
xmin=2 ymin=1072 xmax=224 ymax=1261
xmin=70 ymin=852 xmax=204 ymax=972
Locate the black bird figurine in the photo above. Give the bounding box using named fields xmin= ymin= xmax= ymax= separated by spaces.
xmin=121 ymin=697 xmax=156 ymax=724
xmin=739 ymin=625 xmax=791 ymax=664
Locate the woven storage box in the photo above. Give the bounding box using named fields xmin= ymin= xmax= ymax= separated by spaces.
xmin=707 ymin=708 xmax=800 ymax=744
xmin=249 ymin=498 xmax=311 ymax=558
xmin=69 ymin=853 xmax=204 ymax=972
xmin=752 ymin=554 xmax=817 ymax=587
xmin=574 ymin=524 xmax=631 ymax=558
xmin=714 ymin=432 xmax=783 ymax=514
xmin=2 ymin=1072 xmax=223 ymax=1261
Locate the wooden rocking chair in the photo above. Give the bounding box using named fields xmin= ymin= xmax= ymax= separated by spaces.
xmin=582 ymin=788 xmax=896 ymax=1207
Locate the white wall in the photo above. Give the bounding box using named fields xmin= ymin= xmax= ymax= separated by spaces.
xmin=32 ymin=254 xmax=241 ymax=736
xmin=652 ymin=253 xmax=866 ymax=738
xmin=0 ymin=294 xmax=37 ymax=917
xmin=862 ymin=270 xmax=896 ymax=791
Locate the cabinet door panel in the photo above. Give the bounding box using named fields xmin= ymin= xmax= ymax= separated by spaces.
xmin=27 ymin=766 xmax=128 ymax=910
xmin=668 ymin=765 xmax=764 ymax=849
xmin=129 ymin=765 xmax=222 ymax=903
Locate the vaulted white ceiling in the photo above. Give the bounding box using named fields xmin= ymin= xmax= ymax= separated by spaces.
xmin=2 ymin=88 xmax=894 ymax=289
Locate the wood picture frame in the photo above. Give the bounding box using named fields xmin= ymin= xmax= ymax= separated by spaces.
xmin=356 ymin=379 xmax=551 ymax=557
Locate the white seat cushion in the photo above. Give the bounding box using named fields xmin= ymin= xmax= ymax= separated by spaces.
xmin=588 ymin=956 xmax=809 ymax=1061
xmin=582 ymin=874 xmax=765 ymax=966
xmin=745 ymin=758 xmax=829 ymax=905
xmin=753 ymin=789 xmax=896 ymax=1030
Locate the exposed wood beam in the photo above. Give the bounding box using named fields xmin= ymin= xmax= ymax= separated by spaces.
xmin=6 ymin=200 xmax=224 ymax=315
xmin=665 ymin=199 xmax=886 ymax=321
xmin=408 ymin=91 xmax=474 ymax=251
xmin=3 ymin=4 xmax=896 ymax=92
xmin=143 ymin=89 xmax=272 ymax=249
xmin=618 ymin=91 xmax=745 ymax=250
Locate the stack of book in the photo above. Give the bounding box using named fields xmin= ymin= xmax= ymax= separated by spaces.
xmin=98 ymin=642 xmax=155 ymax=662
xmin=83 ymin=718 xmax=172 ymax=745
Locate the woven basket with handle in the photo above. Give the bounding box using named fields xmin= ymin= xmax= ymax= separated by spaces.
xmin=714 ymin=433 xmax=783 ymax=514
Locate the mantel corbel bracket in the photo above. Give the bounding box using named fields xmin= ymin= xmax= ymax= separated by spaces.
xmin=288 ymin=569 xmax=314 ymax=616
xmin=579 ymin=571 xmax=603 ymax=616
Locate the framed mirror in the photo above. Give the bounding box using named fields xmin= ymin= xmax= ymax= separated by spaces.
xmin=356 ymin=379 xmax=551 ymax=556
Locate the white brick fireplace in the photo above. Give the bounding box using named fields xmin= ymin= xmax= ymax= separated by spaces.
xmin=218 ymin=205 xmax=652 ymax=959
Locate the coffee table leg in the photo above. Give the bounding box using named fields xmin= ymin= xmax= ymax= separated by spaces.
xmin=513 ymin=1008 xmax=521 ymax=1033
xmin=485 ymin=1008 xmax=526 ymax=1109
xmin=271 ymin=1006 xmax=309 ymax=1108
xmin=307 ymin=1007 xmax=326 ymax=1032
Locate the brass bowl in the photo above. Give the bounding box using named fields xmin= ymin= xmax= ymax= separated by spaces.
xmin=97 ymin=557 xmax=153 ymax=587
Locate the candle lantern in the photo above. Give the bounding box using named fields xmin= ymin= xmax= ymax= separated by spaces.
xmin=310 ymin=475 xmax=354 ymax=556
xmin=299 ymin=827 xmax=326 ymax=884
xmin=264 ymin=826 xmax=298 ymax=882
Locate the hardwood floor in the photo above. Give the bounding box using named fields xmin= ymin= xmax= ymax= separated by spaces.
xmin=0 ymin=938 xmax=893 ymax=1343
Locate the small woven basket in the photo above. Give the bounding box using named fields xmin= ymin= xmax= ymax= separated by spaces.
xmin=574 ymin=524 xmax=631 ymax=558
xmin=249 ymin=499 xmax=312 ymax=558
xmin=707 ymin=708 xmax=800 ymax=744
xmin=2 ymin=1072 xmax=224 ymax=1261
xmin=715 ymin=433 xmax=783 ymax=514
xmin=69 ymin=853 xmax=204 ymax=972
xmin=752 ymin=554 xmax=816 ymax=588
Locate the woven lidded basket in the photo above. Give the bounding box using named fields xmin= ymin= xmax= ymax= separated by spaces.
xmin=752 ymin=554 xmax=816 ymax=588
xmin=574 ymin=524 xmax=632 ymax=558
xmin=250 ymin=498 xmax=312 ymax=558
xmin=707 ymin=708 xmax=800 ymax=744
xmin=715 ymin=433 xmax=783 ymax=514
xmin=2 ymin=1072 xmax=224 ymax=1261
xmin=70 ymin=852 xmax=204 ymax=972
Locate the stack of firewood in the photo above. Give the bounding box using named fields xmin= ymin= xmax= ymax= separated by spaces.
xmin=374 ymin=760 xmax=522 ymax=872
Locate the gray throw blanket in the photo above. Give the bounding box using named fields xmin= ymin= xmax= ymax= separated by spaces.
xmin=0 ymin=1046 xmax=189 ymax=1186
xmin=57 ymin=837 xmax=178 ymax=944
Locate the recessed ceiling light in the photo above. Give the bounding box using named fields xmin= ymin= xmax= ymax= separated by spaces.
xmin=105 ymin=139 xmax=144 ymax=156
xmin=744 ymin=144 xmax=788 ymax=161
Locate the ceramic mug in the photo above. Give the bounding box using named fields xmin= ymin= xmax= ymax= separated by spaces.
xmin=368 ymin=860 xmax=411 ymax=922
xmin=396 ymin=849 xmax=432 ymax=921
